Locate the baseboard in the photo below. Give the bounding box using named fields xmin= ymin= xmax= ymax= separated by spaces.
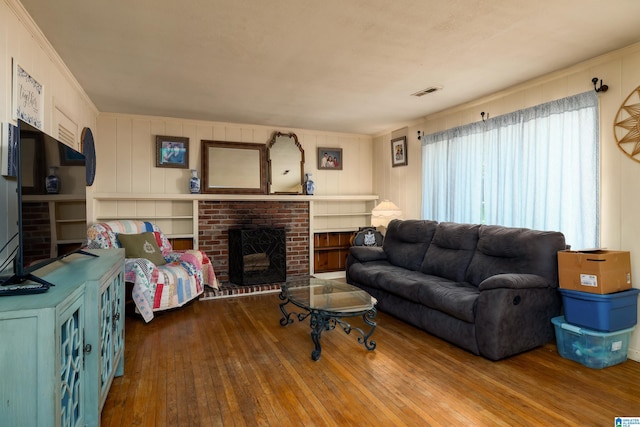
xmin=628 ymin=347 xmax=640 ymax=362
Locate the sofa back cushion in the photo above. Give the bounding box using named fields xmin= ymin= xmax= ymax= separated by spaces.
xmin=464 ymin=225 xmax=566 ymax=287
xmin=420 ymin=222 xmax=480 ymax=282
xmin=383 ymin=219 xmax=437 ymax=271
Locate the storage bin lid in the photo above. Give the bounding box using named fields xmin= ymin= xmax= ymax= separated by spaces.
xmin=559 ymin=287 xmax=639 ymax=301
xmin=551 ymin=315 xmax=636 ymax=336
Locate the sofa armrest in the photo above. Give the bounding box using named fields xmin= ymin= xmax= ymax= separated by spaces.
xmin=349 ymin=246 xmax=387 ymax=262
xmin=475 ymin=274 xmax=561 ymax=360
xmin=478 ymin=273 xmax=550 ymax=291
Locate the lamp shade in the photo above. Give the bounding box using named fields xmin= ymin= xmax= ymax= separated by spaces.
xmin=371 ymin=200 xmax=403 ymax=229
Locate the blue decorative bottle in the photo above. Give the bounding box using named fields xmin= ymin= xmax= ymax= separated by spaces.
xmin=46 ymin=166 xmax=60 ymax=194
xmin=190 ymin=169 xmax=201 ymax=194
xmin=305 ymin=173 xmax=315 ymax=195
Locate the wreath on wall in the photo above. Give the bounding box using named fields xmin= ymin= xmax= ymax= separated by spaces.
xmin=614 ymin=85 xmax=640 ymax=163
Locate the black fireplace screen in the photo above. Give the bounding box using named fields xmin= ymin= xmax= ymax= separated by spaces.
xmin=228 ymin=228 xmax=286 ymax=285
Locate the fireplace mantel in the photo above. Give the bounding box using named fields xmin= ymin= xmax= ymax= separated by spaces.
xmin=92 ymin=193 xmax=377 ymax=202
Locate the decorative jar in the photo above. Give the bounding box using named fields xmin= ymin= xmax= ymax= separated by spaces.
xmin=305 ymin=173 xmax=315 ymax=195
xmin=190 ymin=169 xmax=201 ymax=194
xmin=46 ymin=166 xmax=60 ymax=194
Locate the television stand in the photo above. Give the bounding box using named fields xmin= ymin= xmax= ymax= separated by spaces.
xmin=0 ymin=249 xmax=125 ymax=424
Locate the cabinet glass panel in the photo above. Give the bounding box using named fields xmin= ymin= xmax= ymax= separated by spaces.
xmin=112 ymin=271 xmax=125 ymax=357
xmin=60 ymin=302 xmax=84 ymax=427
xmin=100 ymin=286 xmax=114 ymax=391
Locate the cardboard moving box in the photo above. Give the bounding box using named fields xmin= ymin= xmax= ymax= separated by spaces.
xmin=558 ymin=250 xmax=632 ymax=294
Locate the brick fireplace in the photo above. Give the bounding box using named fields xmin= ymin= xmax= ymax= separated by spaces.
xmin=197 ymin=200 xmax=309 ymax=284
xmin=228 ymin=227 xmax=286 ymax=285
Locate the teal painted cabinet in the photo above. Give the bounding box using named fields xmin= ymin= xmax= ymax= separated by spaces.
xmin=83 ymin=249 xmax=125 ymax=427
xmin=0 ymin=249 xmax=125 ymax=426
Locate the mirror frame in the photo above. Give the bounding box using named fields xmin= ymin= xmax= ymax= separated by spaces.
xmin=201 ymin=140 xmax=267 ymax=194
xmin=267 ymin=131 xmax=305 ymax=194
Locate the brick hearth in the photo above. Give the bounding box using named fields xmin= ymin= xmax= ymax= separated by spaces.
xmin=198 ymin=200 xmax=310 ymax=284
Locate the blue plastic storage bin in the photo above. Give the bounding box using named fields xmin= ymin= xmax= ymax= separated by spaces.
xmin=551 ymin=316 xmax=634 ymax=369
xmin=559 ymin=287 xmax=639 ymax=332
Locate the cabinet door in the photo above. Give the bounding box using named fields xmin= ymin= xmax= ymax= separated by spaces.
xmin=80 ymin=250 xmax=126 ymax=427
xmin=99 ymin=283 xmax=114 ymax=397
xmin=59 ymin=296 xmax=85 ymax=427
xmin=99 ymin=269 xmax=125 ymax=399
xmin=111 ymin=270 xmax=125 ymax=374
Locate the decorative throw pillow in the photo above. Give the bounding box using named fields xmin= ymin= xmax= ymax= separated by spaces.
xmin=351 ymin=227 xmax=384 ymax=247
xmin=117 ymin=232 xmax=167 ymax=266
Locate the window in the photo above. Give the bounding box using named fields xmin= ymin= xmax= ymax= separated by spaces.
xmin=421 ymin=91 xmax=599 ymax=249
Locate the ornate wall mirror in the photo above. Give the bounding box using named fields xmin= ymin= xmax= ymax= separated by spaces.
xmin=267 ymin=132 xmax=304 ymax=194
xmin=201 ymin=140 xmax=267 ymax=194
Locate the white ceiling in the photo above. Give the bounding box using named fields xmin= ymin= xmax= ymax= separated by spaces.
xmin=19 ymin=0 xmax=640 ymax=135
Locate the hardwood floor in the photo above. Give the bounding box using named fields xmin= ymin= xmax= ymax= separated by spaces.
xmin=102 ymin=293 xmax=640 ymax=426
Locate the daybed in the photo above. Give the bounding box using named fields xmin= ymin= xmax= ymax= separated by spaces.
xmin=85 ymin=220 xmax=218 ymax=322
xmin=346 ymin=219 xmax=566 ymax=360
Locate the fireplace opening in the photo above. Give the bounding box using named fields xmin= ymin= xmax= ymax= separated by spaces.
xmin=228 ymin=228 xmax=286 ymax=285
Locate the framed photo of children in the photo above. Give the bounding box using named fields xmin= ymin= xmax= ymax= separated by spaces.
xmin=317 ymin=147 xmax=343 ymax=170
xmin=391 ymin=136 xmax=408 ymax=167
xmin=156 ymin=135 xmax=189 ymax=168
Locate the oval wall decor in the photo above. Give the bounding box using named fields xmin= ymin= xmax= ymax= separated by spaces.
xmin=82 ymin=127 xmax=97 ymax=186
xmin=614 ymin=85 xmax=640 ymax=163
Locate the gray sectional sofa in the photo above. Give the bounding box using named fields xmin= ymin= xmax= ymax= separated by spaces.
xmin=346 ymin=219 xmax=566 ymax=360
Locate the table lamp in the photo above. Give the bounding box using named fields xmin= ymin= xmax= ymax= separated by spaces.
xmin=371 ymin=200 xmax=403 ymax=233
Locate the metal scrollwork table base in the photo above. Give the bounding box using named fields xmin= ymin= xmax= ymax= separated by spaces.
xmin=279 ymin=278 xmax=377 ymax=361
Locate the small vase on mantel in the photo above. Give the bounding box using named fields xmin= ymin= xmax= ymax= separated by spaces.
xmin=305 ymin=173 xmax=315 ymax=195
xmin=46 ymin=166 xmax=60 ymax=194
xmin=189 ymin=169 xmax=201 ymax=194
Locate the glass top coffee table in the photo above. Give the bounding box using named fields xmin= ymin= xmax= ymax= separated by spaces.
xmin=279 ymin=277 xmax=377 ymax=361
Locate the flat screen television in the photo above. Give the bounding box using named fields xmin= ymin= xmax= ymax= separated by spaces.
xmin=0 ymin=119 xmax=95 ymax=292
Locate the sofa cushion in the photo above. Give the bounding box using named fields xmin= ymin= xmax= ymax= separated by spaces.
xmin=416 ymin=280 xmax=479 ymax=323
xmin=347 ymin=260 xmax=391 ymax=286
xmin=383 ymin=219 xmax=437 ymax=271
xmin=373 ymin=268 xmax=434 ymax=301
xmin=420 ymin=222 xmax=479 ymax=282
xmin=370 ymin=267 xmax=479 ymax=323
xmin=465 ymin=225 xmax=566 ymax=286
xmin=349 ymin=261 xmax=428 ymax=300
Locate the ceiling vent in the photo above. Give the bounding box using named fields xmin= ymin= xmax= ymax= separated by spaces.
xmin=411 ymin=86 xmax=442 ymax=97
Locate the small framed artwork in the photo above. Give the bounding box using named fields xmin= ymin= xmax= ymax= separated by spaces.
xmin=13 ymin=60 xmax=44 ymax=130
xmin=156 ymin=135 xmax=189 ymax=168
xmin=391 ymin=136 xmax=408 ymax=167
xmin=317 ymin=147 xmax=343 ymax=170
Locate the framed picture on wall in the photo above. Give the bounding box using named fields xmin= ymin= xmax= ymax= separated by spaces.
xmin=391 ymin=136 xmax=407 ymax=167
xmin=317 ymin=147 xmax=343 ymax=170
xmin=12 ymin=60 xmax=44 ymax=131
xmin=156 ymin=135 xmax=189 ymax=168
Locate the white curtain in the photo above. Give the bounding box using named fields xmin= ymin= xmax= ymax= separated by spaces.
xmin=421 ymin=91 xmax=599 ymax=249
